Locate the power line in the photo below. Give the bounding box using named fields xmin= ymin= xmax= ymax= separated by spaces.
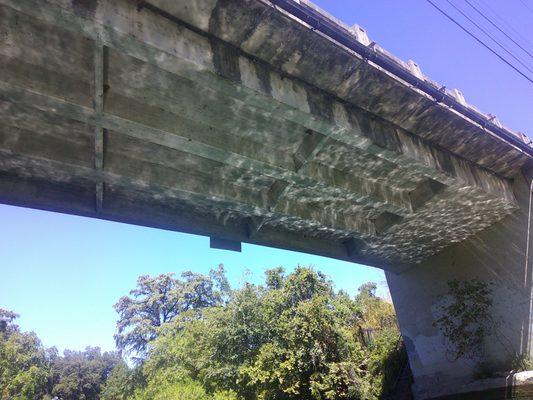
xmin=463 ymin=0 xmax=533 ymax=59
xmin=425 ymin=0 xmax=533 ymax=85
xmin=444 ymin=0 xmax=533 ymax=74
xmin=472 ymin=0 xmax=533 ymax=49
xmin=519 ymin=0 xmax=533 ymax=14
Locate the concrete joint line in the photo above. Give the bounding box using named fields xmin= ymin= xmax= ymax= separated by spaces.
xmin=93 ymin=42 xmax=107 ymax=212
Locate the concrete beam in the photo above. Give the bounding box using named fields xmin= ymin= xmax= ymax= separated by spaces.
xmin=93 ymin=43 xmax=106 ymax=212
xmin=152 ymin=0 xmax=529 ymax=176
xmin=0 ymin=0 xmax=522 ymax=267
xmin=0 ymin=80 xmax=414 ymax=222
xmin=0 ymin=142 xmax=386 ymax=239
xmin=0 ymin=147 xmax=409 ymax=270
xmin=0 ymin=0 xmax=516 ymax=207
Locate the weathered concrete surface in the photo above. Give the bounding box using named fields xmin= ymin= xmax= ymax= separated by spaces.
xmin=387 ymin=170 xmax=533 ymax=399
xmin=0 ymin=0 xmax=526 ymax=271
xmin=0 ymin=1 xmax=532 ymax=397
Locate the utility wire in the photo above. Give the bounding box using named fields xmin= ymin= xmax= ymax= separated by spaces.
xmin=463 ymin=0 xmax=533 ymax=59
xmin=444 ymin=0 xmax=533 ymax=74
xmin=425 ymin=0 xmax=533 ymax=85
xmin=472 ymin=0 xmax=533 ymax=49
xmin=519 ymin=0 xmax=533 ymax=14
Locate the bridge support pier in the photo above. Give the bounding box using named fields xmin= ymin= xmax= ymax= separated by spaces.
xmin=387 ymin=169 xmax=533 ymax=399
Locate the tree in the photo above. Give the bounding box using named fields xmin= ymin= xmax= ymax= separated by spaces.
xmin=242 ymin=294 xmax=365 ymax=400
xmin=50 ymin=347 xmax=120 ymax=400
xmin=0 ymin=308 xmax=19 ymax=334
xmin=0 ymin=267 xmax=403 ymax=400
xmin=353 ymin=283 xmax=402 ymax=397
xmin=265 ymin=267 xmax=285 ymax=290
xmin=101 ymin=361 xmax=141 ymax=400
xmin=114 ymin=266 xmax=229 ymax=359
xmin=0 ymin=310 xmax=51 ymax=400
xmin=281 ymin=266 xmax=332 ymax=307
xmin=240 ymin=269 xmax=364 ymax=400
xmin=356 ymin=283 xmax=377 ymax=299
xmin=0 ymin=311 xmax=127 ymax=400
xmin=133 ymin=267 xmax=402 ymax=400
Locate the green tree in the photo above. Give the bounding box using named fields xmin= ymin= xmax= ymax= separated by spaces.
xmin=240 ymin=268 xmax=364 ymax=399
xmin=353 ymin=284 xmax=402 ymax=398
xmin=0 ymin=311 xmax=131 ymax=400
xmin=243 ymin=294 xmax=366 ymax=399
xmin=0 ymin=309 xmax=51 ymax=400
xmin=265 ymin=267 xmax=285 ymax=290
xmin=51 ymin=347 xmax=120 ymax=400
xmin=101 ymin=361 xmax=141 ymax=400
xmin=114 ymin=266 xmax=229 ymax=359
xmin=133 ymin=267 xmax=402 ymax=400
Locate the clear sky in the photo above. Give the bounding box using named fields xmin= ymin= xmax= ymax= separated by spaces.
xmin=1 ymin=0 xmax=532 ymax=353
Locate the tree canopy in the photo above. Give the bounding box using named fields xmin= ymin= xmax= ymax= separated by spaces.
xmin=51 ymin=347 xmax=120 ymax=400
xmin=0 ymin=313 xmax=50 ymax=400
xmin=0 ymin=266 xmax=403 ymax=400
xmin=0 ymin=312 xmax=121 ymax=400
xmin=114 ymin=265 xmax=230 ymax=359
xmin=131 ymin=266 xmax=402 ymax=400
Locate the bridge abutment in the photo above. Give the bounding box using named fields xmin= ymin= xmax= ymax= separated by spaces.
xmin=387 ymin=169 xmax=533 ymax=399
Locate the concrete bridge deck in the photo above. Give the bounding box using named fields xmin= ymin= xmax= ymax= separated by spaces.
xmin=0 ymin=0 xmax=532 ymax=398
xmin=0 ymin=0 xmax=529 ymax=271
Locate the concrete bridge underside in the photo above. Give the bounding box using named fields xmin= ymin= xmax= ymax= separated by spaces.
xmin=0 ymin=0 xmax=532 ymax=398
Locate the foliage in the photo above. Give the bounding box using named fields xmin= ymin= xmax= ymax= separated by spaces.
xmin=132 ymin=266 xmax=402 ymax=400
xmin=1 ymin=266 xmax=402 ymax=400
xmin=101 ymin=361 xmax=143 ymax=400
xmin=0 ymin=309 xmax=19 ymax=334
xmin=353 ymin=284 xmax=402 ymax=398
xmin=433 ymin=279 xmax=495 ymax=361
xmin=0 ymin=310 xmax=51 ymax=400
xmin=0 ymin=311 xmax=124 ymax=400
xmin=510 ymin=353 xmax=533 ymax=372
xmin=51 ymin=347 xmax=120 ymax=400
xmin=132 ymin=378 xmax=237 ymax=400
xmin=114 ymin=265 xmax=230 ymax=359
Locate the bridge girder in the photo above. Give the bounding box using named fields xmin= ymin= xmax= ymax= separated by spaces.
xmin=0 ymin=0 xmax=527 ymax=271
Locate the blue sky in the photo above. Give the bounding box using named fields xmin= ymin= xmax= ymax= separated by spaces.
xmin=0 ymin=205 xmax=387 ymax=352
xmin=1 ymin=0 xmax=532 ymax=353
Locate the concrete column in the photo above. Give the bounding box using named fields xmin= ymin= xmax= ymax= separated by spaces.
xmin=387 ymin=168 xmax=533 ymax=399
